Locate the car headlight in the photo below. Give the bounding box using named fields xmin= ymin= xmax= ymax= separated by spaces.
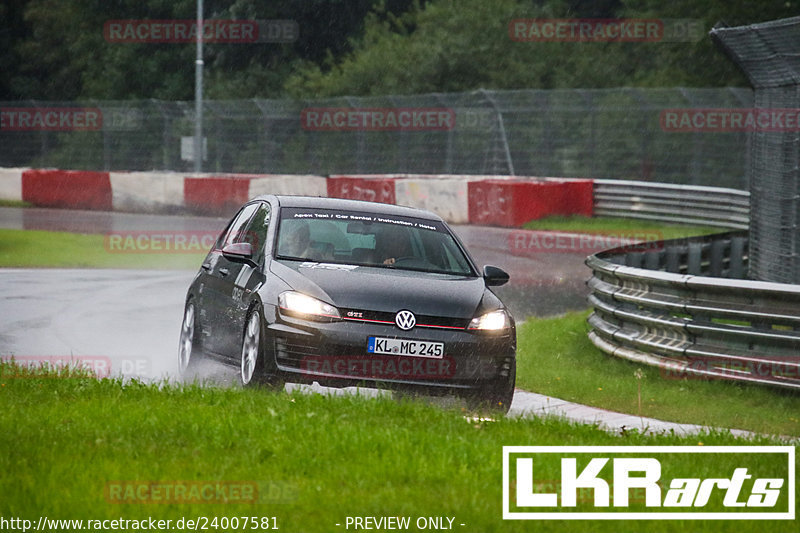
xmin=278 ymin=291 xmax=340 ymax=320
xmin=468 ymin=309 xmax=510 ymax=331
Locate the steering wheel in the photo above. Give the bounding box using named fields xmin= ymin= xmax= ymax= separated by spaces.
xmin=388 ymin=256 xmax=434 ymax=269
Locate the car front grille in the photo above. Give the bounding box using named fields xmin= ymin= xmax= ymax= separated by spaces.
xmin=340 ymin=309 xmax=469 ymax=330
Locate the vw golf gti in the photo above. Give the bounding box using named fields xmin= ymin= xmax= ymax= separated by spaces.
xmin=178 ymin=195 xmax=516 ymax=411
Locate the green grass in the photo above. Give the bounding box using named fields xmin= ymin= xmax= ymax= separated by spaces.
xmin=516 ymin=310 xmax=800 ymax=437
xmin=0 ymin=364 xmax=794 ymax=533
xmin=0 ymin=199 xmax=32 ymax=208
xmin=523 ymin=215 xmax=720 ymax=240
xmin=0 ymin=228 xmax=206 ymax=269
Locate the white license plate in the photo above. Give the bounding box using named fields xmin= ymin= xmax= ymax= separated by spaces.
xmin=367 ymin=337 xmax=444 ymax=359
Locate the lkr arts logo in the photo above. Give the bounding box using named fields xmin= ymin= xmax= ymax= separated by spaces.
xmin=503 ymin=446 xmax=795 ymax=520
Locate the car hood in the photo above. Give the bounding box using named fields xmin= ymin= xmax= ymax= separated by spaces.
xmin=270 ymin=260 xmax=488 ymax=318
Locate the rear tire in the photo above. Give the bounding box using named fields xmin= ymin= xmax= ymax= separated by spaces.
xmin=178 ymin=299 xmax=203 ymax=377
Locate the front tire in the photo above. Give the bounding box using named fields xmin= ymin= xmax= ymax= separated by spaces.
xmin=467 ymin=360 xmax=516 ymax=415
xmin=240 ymin=307 xmax=282 ymax=389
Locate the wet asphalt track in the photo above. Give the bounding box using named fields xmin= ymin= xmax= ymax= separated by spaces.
xmin=0 ymin=207 xmax=593 ymax=412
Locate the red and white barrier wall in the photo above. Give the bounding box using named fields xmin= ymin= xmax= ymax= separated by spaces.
xmin=328 ymin=174 xmax=592 ymax=225
xmin=23 ymin=169 xmax=112 ymax=210
xmin=110 ymin=171 xmax=186 ymax=212
xmin=184 ymin=174 xmax=328 ymax=216
xmin=0 ymin=168 xmax=594 ymax=226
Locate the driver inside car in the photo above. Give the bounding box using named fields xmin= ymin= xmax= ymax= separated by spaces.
xmin=282 ymin=222 xmax=318 ymax=260
xmin=377 ymin=226 xmax=415 ymax=265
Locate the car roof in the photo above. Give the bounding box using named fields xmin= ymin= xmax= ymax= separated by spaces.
xmin=257 ymin=195 xmax=444 ymax=222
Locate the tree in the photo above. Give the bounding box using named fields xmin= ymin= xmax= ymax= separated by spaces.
xmin=0 ymin=0 xmax=32 ymax=100
xmin=284 ymin=0 xmax=798 ymax=97
xmin=4 ymin=0 xmax=420 ymax=101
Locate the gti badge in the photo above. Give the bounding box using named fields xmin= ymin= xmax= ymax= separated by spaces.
xmin=395 ymin=310 xmax=416 ymax=330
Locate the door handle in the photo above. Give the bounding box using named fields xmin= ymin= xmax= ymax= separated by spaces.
xmin=201 ymin=263 xmax=212 ymax=271
xmin=219 ymin=268 xmax=229 ymax=276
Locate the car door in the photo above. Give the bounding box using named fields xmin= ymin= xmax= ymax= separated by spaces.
xmin=201 ymin=202 xmax=260 ymax=357
xmin=217 ymin=202 xmax=272 ymax=357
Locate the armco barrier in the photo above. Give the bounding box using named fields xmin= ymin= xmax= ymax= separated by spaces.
xmin=22 ymin=169 xmax=112 ymax=210
xmin=586 ymin=232 xmax=800 ymax=390
xmin=0 ymin=168 xmax=24 ymax=202
xmin=593 ymin=179 xmax=749 ymax=229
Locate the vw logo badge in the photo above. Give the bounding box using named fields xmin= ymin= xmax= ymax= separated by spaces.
xmin=395 ymin=310 xmax=416 ymax=330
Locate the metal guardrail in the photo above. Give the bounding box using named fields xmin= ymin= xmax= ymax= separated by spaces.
xmin=586 ymin=232 xmax=800 ymax=390
xmin=593 ymin=179 xmax=750 ymax=230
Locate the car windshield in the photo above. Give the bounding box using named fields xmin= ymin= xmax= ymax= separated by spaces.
xmin=276 ymin=207 xmax=475 ymax=276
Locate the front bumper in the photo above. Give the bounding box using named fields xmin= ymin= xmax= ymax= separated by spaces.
xmin=267 ymin=309 xmax=515 ymax=394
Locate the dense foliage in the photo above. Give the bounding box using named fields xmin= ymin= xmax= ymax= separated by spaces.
xmin=1 ymin=0 xmax=797 ymax=101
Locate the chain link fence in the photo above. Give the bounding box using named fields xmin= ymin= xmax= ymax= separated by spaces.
xmin=0 ymin=87 xmax=752 ymax=188
xmin=712 ymin=16 xmax=800 ymax=284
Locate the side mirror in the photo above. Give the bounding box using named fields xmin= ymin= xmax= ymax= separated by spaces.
xmin=483 ymin=265 xmax=510 ymax=287
xmin=222 ymin=242 xmax=257 ymax=266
